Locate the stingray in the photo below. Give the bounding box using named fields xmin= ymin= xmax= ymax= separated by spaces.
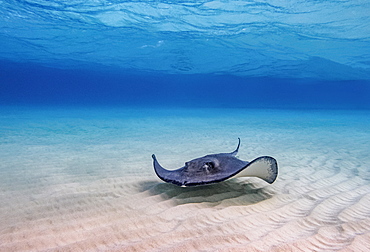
xmin=152 ymin=138 xmax=278 ymax=187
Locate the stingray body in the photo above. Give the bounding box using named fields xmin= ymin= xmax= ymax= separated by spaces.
xmin=152 ymin=138 xmax=278 ymax=187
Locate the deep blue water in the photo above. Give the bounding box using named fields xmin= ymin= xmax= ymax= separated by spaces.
xmin=1 ymin=0 xmax=370 ymax=109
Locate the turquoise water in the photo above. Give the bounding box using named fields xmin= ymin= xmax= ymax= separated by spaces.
xmin=1 ymin=106 xmax=369 ymax=194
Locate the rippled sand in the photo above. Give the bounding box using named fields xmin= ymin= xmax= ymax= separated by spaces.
xmin=0 ymin=107 xmax=369 ymax=251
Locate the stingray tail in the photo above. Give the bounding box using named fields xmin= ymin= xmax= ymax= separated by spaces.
xmin=234 ymin=156 xmax=278 ymax=184
xmin=230 ymin=138 xmax=241 ymax=156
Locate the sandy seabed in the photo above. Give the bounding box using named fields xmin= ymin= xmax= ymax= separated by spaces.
xmin=0 ymin=107 xmax=369 ymax=252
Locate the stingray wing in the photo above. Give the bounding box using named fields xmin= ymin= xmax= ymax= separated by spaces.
xmin=152 ymin=154 xmax=188 ymax=186
xmin=232 ymin=156 xmax=278 ymax=184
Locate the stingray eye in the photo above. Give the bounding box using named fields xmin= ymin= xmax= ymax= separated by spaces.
xmin=204 ymin=162 xmax=215 ymax=170
xmin=206 ymin=162 xmax=215 ymax=169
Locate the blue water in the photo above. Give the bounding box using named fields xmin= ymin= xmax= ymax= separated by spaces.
xmin=1 ymin=0 xmax=370 ymax=109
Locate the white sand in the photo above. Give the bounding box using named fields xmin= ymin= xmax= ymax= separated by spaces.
xmin=0 ymin=107 xmax=369 ymax=251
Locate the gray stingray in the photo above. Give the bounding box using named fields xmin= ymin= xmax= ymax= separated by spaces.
xmin=152 ymin=138 xmax=278 ymax=187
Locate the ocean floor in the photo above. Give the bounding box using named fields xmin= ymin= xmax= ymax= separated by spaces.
xmin=0 ymin=106 xmax=369 ymax=251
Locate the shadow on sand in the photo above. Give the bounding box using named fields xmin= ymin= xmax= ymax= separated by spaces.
xmin=138 ymin=178 xmax=276 ymax=207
